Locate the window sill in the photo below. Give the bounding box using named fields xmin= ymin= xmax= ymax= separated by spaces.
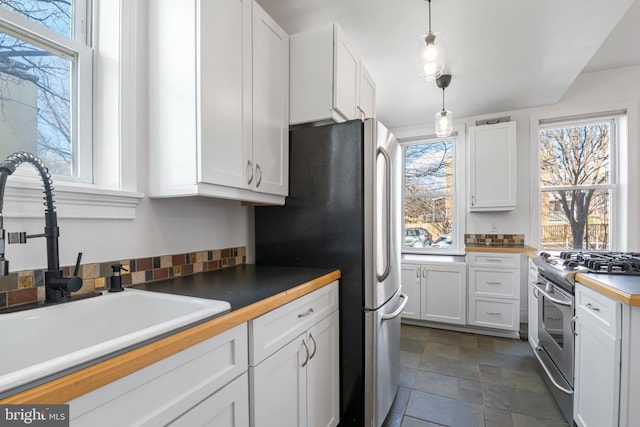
xmin=3 ymin=177 xmax=144 ymax=220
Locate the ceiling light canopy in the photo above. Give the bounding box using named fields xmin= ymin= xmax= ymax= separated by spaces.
xmin=435 ymin=74 xmax=452 ymax=137
xmin=417 ymin=0 xmax=446 ymax=81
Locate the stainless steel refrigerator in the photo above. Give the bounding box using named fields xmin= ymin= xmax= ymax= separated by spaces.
xmin=255 ymin=118 xmax=407 ymax=427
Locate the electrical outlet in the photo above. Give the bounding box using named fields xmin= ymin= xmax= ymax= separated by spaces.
xmin=490 ymin=219 xmax=498 ymax=232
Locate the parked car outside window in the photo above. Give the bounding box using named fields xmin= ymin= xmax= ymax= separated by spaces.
xmin=404 ymin=227 xmax=432 ymax=248
xmin=431 ymin=234 xmax=452 ymax=248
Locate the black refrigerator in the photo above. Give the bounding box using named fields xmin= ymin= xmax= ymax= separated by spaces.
xmin=255 ymin=119 xmax=407 ymax=427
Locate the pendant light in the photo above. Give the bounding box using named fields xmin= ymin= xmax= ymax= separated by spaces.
xmin=435 ymin=74 xmax=452 ymax=137
xmin=417 ymin=0 xmax=446 ymax=81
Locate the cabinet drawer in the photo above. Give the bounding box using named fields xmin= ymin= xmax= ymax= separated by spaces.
xmin=250 ymin=281 xmax=339 ymax=365
xmin=469 ymin=268 xmax=519 ymax=299
xmin=467 ymin=252 xmax=520 ymax=268
xmin=468 ymin=297 xmax=519 ymax=331
xmin=70 ymin=323 xmax=248 ymax=426
xmin=576 ymin=283 xmax=621 ymax=338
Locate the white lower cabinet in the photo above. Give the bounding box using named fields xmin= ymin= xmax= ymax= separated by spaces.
xmin=68 ymin=324 xmax=249 ymax=426
xmin=401 ymin=262 xmax=466 ymax=325
xmin=250 ymin=282 xmax=339 ymax=427
xmin=574 ymin=283 xmax=621 ymax=427
xmin=467 ymin=252 xmax=521 ymax=332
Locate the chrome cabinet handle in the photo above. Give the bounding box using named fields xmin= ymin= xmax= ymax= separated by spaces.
xmin=301 ymin=339 xmax=310 ymax=367
xmin=586 ymin=303 xmax=601 ymax=312
xmin=309 ymin=333 xmax=317 ymax=360
xmin=246 ymin=160 xmax=254 ymax=185
xmin=571 ymin=315 xmax=578 ymax=336
xmin=422 ymin=267 xmax=427 ymax=278
xmin=255 ymin=163 xmax=262 ymax=187
xmin=486 ymin=281 xmax=502 ymax=285
xmin=298 ymin=308 xmax=314 ymax=318
xmin=486 ymin=312 xmax=501 ymax=315
xmin=471 ymin=195 xmax=475 ymax=206
xmin=486 ymin=259 xmax=502 ymax=262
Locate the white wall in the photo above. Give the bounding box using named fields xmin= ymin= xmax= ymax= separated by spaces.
xmin=393 ymin=65 xmax=640 ymax=250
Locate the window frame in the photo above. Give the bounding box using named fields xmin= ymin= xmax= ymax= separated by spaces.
xmin=531 ymin=107 xmax=631 ymax=251
xmin=398 ymin=124 xmax=466 ymax=255
xmin=0 ymin=3 xmax=93 ymax=183
xmin=0 ymin=0 xmax=143 ymax=220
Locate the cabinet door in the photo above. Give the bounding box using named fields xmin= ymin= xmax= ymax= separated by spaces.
xmin=358 ymin=63 xmax=376 ymax=119
xmin=169 ymin=373 xmax=249 ymax=427
xmin=333 ymin=25 xmax=359 ymax=121
xmin=421 ymin=264 xmax=466 ymax=325
xmin=252 ymin=2 xmax=289 ymax=196
xmin=400 ymin=263 xmax=421 ymax=320
xmin=574 ymin=313 xmax=620 ymax=427
xmin=199 ymin=0 xmax=252 ymax=189
xmin=307 ymin=312 xmax=340 ymax=427
xmin=469 ymin=121 xmax=517 ymax=211
xmin=251 ymin=335 xmax=307 ymax=427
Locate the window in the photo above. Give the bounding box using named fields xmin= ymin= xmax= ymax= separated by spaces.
xmin=401 ymin=131 xmax=464 ymax=253
xmin=0 ymin=0 xmax=92 ymax=180
xmin=538 ymin=113 xmax=622 ymax=250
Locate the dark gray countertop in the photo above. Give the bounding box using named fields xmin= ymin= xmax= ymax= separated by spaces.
xmin=132 ymin=264 xmax=338 ymax=310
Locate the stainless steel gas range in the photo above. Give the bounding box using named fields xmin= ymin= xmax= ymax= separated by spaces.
xmin=531 ymin=251 xmax=640 ymax=424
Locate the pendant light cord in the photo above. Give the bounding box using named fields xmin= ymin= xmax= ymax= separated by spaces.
xmin=442 ymin=87 xmax=445 ymax=112
xmin=427 ymin=0 xmax=432 ymax=33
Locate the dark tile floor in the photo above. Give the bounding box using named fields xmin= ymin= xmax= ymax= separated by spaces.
xmin=382 ymin=325 xmax=570 ymax=427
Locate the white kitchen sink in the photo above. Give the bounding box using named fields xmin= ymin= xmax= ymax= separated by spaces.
xmin=0 ymin=289 xmax=230 ymax=394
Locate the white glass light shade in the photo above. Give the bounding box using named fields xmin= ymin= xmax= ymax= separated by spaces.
xmin=435 ymin=109 xmax=453 ymax=137
xmin=417 ymin=32 xmax=446 ymax=81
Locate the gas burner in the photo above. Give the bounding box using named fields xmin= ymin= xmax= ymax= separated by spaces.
xmin=558 ymin=251 xmax=640 ymax=275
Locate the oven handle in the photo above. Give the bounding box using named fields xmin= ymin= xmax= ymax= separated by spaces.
xmin=531 ymin=281 xmax=572 ymax=307
xmin=533 ymin=346 xmax=574 ymax=395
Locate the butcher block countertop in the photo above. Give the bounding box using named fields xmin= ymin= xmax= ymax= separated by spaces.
xmin=1 ymin=265 xmax=340 ymax=404
xmin=465 ymin=244 xmax=537 ymax=253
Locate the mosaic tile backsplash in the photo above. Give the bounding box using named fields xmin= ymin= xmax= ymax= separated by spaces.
xmin=0 ymin=246 xmax=246 ymax=310
xmin=464 ymin=234 xmax=525 ymax=246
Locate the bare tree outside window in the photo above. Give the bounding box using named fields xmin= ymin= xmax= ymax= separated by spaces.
xmin=539 ymin=122 xmax=613 ymax=250
xmin=403 ymin=140 xmax=455 ymax=250
xmin=0 ymin=0 xmax=77 ymax=176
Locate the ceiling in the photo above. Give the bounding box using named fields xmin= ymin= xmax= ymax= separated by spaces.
xmin=256 ymin=0 xmax=640 ymax=129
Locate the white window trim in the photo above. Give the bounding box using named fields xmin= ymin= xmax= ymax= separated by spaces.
xmin=529 ymin=102 xmax=639 ymax=251
xmin=2 ymin=0 xmax=144 ymax=219
xmin=396 ymin=123 xmax=467 ymax=255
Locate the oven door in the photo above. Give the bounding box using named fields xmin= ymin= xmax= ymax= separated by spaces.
xmin=533 ymin=277 xmax=575 ymax=388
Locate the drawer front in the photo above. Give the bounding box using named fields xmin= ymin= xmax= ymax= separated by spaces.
xmin=576 ymin=283 xmax=621 ymax=338
xmin=468 ymin=252 xmax=520 ymax=268
xmin=469 ymin=268 xmax=519 ymax=299
xmin=468 ymin=297 xmax=519 ymax=331
xmin=250 ymin=281 xmax=339 ymax=365
xmin=70 ymin=323 xmax=248 ymax=426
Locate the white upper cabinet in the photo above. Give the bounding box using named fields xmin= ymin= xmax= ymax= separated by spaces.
xmin=468 ymin=121 xmax=517 ymax=211
xmin=358 ymin=62 xmax=376 ymax=120
xmin=251 ymin=3 xmax=289 ymax=197
xmin=290 ymin=23 xmax=376 ymax=125
xmin=148 ymin=0 xmax=288 ymax=205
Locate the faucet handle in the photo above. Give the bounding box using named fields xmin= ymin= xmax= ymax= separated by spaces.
xmin=73 ymin=252 xmax=83 ymax=276
xmin=7 ymin=232 xmax=27 ymax=244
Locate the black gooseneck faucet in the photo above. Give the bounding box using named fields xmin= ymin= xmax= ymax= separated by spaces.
xmin=0 ymin=152 xmax=82 ymax=303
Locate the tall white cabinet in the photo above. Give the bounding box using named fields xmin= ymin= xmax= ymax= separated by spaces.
xmin=148 ymin=0 xmax=289 ymax=205
xmin=468 ymin=121 xmax=517 ymax=211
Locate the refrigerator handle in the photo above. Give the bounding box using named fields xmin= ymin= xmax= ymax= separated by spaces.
xmin=381 ymin=293 xmax=409 ymax=320
xmin=376 ymin=146 xmax=392 ymax=282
